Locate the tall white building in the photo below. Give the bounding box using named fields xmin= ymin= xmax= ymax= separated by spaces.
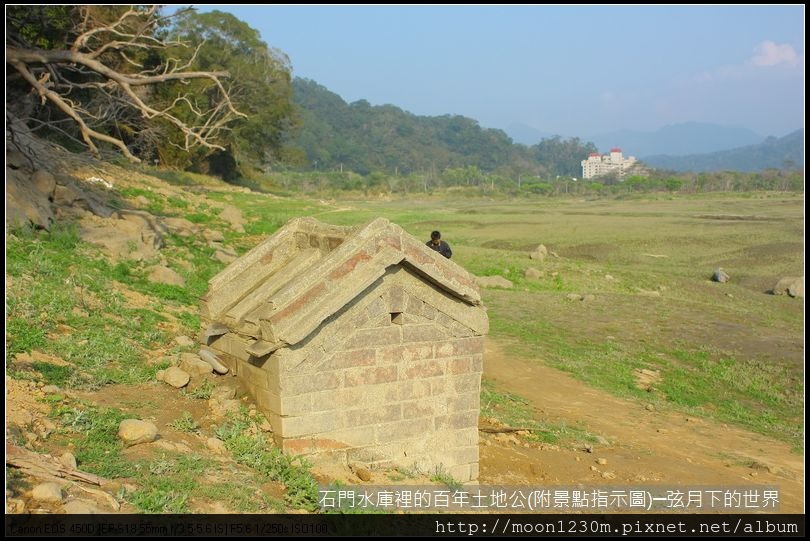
xmin=581 ymin=148 xmax=637 ymax=179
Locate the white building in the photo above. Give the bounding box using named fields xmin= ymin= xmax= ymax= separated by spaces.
xmin=581 ymin=148 xmax=638 ymax=179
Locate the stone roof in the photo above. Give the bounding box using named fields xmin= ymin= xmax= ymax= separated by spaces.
xmin=201 ymin=217 xmax=481 ymax=355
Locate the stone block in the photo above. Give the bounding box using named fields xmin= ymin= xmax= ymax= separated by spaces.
xmin=402 ymin=324 xmax=448 ymax=343
xmin=330 ymin=349 xmax=376 ymax=369
xmin=376 ymin=417 xmax=434 ymax=442
xmin=404 ymin=359 xmax=445 ymax=379
xmin=343 ymin=326 xmax=401 ymax=350
xmin=345 ymin=366 xmax=398 ymax=387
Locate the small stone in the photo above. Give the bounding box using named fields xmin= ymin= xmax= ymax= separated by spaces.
xmin=155 ymin=369 xmax=166 ymax=382
xmin=524 ymin=268 xmax=542 ymax=279
xmin=58 ymin=452 xmax=78 ymax=470
xmin=711 ymin=268 xmax=730 ymax=283
xmin=575 ymin=456 xmax=581 ymax=462
xmin=656 ymin=428 xmax=668 ymax=434
xmin=645 ymin=404 xmax=655 ymax=412
xmin=484 ymin=439 xmax=492 ymax=447
xmin=589 ymin=465 xmax=598 ymax=472
xmin=566 ymin=293 xmax=582 ymax=301
xmin=354 ymin=468 xmax=373 ymax=482
xmin=206 ymin=437 xmax=228 ymax=455
xmin=581 ymin=294 xmax=595 ymax=302
xmin=6 ymin=498 xmax=25 ymax=513
xmin=179 ymin=353 xmax=212 ymax=376
xmin=605 ymin=274 xmax=615 ymax=281
xmin=601 ymin=471 xmax=616 ymax=480
xmin=118 ymin=419 xmax=158 ymax=446
xmin=162 ymin=367 xmax=190 ymax=388
xmin=32 ymin=482 xmax=63 ymax=503
xmin=597 ymin=458 xmax=608 ymax=466
xmin=174 ymin=335 xmax=195 ymax=348
xmin=63 ymin=500 xmax=100 ymax=514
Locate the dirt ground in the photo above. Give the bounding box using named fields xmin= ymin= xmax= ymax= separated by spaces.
xmin=478 ymin=339 xmax=805 ymax=513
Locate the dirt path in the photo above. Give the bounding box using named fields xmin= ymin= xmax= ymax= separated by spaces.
xmin=479 ymin=339 xmax=805 ymax=513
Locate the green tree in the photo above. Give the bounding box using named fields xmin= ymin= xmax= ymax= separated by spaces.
xmin=167 ymin=10 xmax=296 ymax=177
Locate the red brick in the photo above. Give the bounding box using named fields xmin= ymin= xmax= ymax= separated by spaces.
xmin=377 ymin=344 xmax=433 ymax=364
xmin=271 ymin=283 xmax=326 ymax=323
xmin=330 ymin=349 xmax=376 ymax=369
xmin=448 ymin=357 xmax=472 ymax=375
xmin=404 ymin=360 xmax=444 ymax=379
xmin=329 ymin=251 xmax=372 ymax=280
xmin=345 ymin=366 xmax=398 ymax=387
xmin=402 ymin=324 xmax=447 ymax=343
xmin=343 ymin=326 xmax=401 ymax=350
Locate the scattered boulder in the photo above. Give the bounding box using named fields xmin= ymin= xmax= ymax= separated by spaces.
xmin=147 ymin=265 xmax=185 ymax=287
xmin=214 ymin=248 xmax=238 ymax=264
xmin=6 ymin=167 xmax=55 ymax=229
xmin=524 ymin=268 xmax=542 ymax=279
xmin=32 ymin=482 xmax=63 ymax=503
xmin=79 ymin=212 xmax=162 ymax=261
xmin=475 ymin=275 xmax=514 ymax=289
xmin=63 ymin=500 xmax=100 ymax=514
xmin=179 ymin=353 xmax=212 ymax=376
xmin=162 ymin=217 xmax=199 ymax=237
xmin=174 ymin=335 xmax=195 ymax=348
xmin=529 ymin=244 xmax=548 ymax=261
xmin=210 ymin=386 xmax=237 ymax=402
xmin=711 ymin=268 xmax=730 ymax=283
xmin=31 ymin=170 xmax=57 ymax=198
xmin=118 ymin=419 xmax=158 ymax=446
xmin=58 ymin=452 xmax=78 ymax=470
xmin=772 ymin=276 xmax=804 ymax=298
xmin=206 ymin=437 xmax=228 ymax=455
xmin=204 ymin=229 xmax=225 ymax=243
xmin=218 ymin=205 xmax=245 ymax=233
xmin=162 ymin=367 xmax=191 ymax=388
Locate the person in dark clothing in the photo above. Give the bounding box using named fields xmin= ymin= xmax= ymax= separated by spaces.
xmin=426 ymin=230 xmax=452 ymax=258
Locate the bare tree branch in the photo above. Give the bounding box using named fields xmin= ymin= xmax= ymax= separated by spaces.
xmin=6 ymin=6 xmax=245 ymax=162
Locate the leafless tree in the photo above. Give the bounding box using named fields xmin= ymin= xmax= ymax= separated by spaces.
xmin=6 ymin=6 xmax=246 ymax=162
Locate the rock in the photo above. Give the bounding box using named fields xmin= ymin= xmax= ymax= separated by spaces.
xmin=597 ymin=458 xmax=608 ymax=465
xmin=218 ymin=205 xmax=245 ymax=233
xmin=58 ymin=452 xmax=77 ymax=470
xmin=605 ymin=274 xmax=615 ymax=281
xmin=6 ymin=497 xmax=25 ymax=514
xmin=179 ymin=353 xmax=212 ymax=376
xmin=156 ymin=369 xmax=166 ymax=382
xmin=147 ymin=265 xmax=185 ymax=287
xmin=529 ymin=244 xmax=548 ymax=261
xmin=566 ymin=293 xmax=582 ymax=301
xmin=162 ymin=367 xmax=190 ymax=388
xmin=645 ymin=404 xmax=656 ymax=412
xmin=354 ymin=467 xmax=373 ymax=482
xmin=259 ymin=420 xmax=273 ymax=432
xmin=214 ymin=249 xmax=238 ymax=264
xmin=589 ymin=465 xmax=598 ymax=472
xmin=712 ymin=268 xmax=730 ymax=283
xmin=601 ymin=471 xmax=617 ymax=480
xmin=524 ymin=268 xmax=542 ymax=279
xmin=6 ymin=167 xmax=54 ymax=229
xmin=772 ymin=276 xmax=804 ymax=298
xmin=475 ymin=275 xmax=513 ymax=289
xmin=204 ymin=229 xmax=225 ymax=243
xmin=63 ymin=500 xmax=100 ymax=514
xmin=581 ymin=294 xmax=595 ymax=302
xmin=174 ymin=335 xmax=195 ymax=348
xmin=32 ymin=482 xmax=63 ymax=503
xmin=117 ymin=419 xmax=158 ymax=446
xmin=79 ymin=213 xmax=161 ymax=261
xmin=31 ymin=170 xmax=57 ymax=198
xmin=162 ymin=217 xmax=199 ymax=237
xmin=206 ymin=437 xmax=228 ymax=455
xmin=199 ymin=349 xmax=229 ymax=374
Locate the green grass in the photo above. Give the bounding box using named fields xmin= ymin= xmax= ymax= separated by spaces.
xmin=215 ymin=410 xmax=319 ymax=511
xmin=128 ymin=454 xmax=212 ymax=513
xmin=183 ymin=378 xmax=214 ymax=400
xmin=168 ymin=411 xmax=199 ymax=433
xmin=481 ymin=380 xmax=598 ymax=445
xmin=50 ymin=402 xmax=137 ymax=478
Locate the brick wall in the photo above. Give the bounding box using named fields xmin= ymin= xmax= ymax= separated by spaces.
xmin=210 ymin=267 xmax=485 ymax=483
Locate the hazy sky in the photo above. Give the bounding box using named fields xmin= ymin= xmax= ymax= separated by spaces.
xmin=196 ymin=5 xmax=804 ymax=137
